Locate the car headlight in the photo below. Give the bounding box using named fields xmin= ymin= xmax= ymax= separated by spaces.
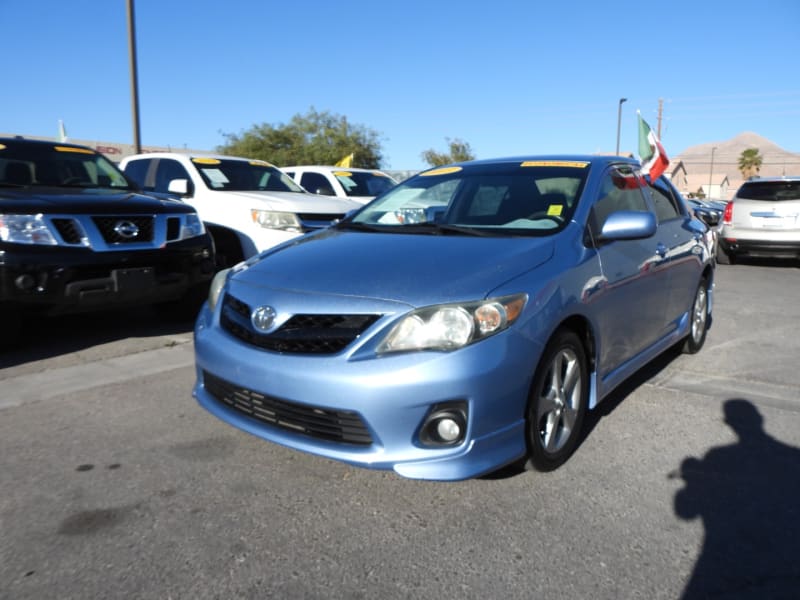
xmin=377 ymin=293 xmax=527 ymax=353
xmin=0 ymin=214 xmax=58 ymax=245
xmin=251 ymin=209 xmax=302 ymax=232
xmin=180 ymin=213 xmax=206 ymax=239
xmin=208 ymin=268 xmax=231 ymax=311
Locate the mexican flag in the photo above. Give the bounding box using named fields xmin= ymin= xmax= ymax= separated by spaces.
xmin=637 ymin=113 xmax=669 ymax=180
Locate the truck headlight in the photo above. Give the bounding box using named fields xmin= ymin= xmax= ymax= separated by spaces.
xmin=0 ymin=214 xmax=58 ymax=245
xmin=180 ymin=213 xmax=206 ymax=239
xmin=251 ymin=209 xmax=302 ymax=232
xmin=376 ymin=294 xmax=527 ymax=353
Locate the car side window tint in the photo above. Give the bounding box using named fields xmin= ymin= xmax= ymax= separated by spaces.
xmin=649 ymin=179 xmax=681 ymax=222
xmin=123 ymin=159 xmax=151 ymax=190
xmin=154 ymin=159 xmax=190 ymax=193
xmin=301 ymin=172 xmax=335 ymax=196
xmin=589 ymin=167 xmax=649 ymax=235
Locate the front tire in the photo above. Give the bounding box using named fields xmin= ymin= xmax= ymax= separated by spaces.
xmin=525 ymin=329 xmax=589 ymax=471
xmin=682 ymin=277 xmax=709 ymax=354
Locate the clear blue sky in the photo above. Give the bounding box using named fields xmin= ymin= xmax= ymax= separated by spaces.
xmin=2 ymin=0 xmax=799 ymax=169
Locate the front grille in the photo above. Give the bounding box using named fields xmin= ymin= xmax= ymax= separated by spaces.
xmin=92 ymin=216 xmax=154 ymax=244
xmin=203 ymin=371 xmax=373 ymax=445
xmin=220 ymin=294 xmax=381 ymax=354
xmin=166 ymin=217 xmax=181 ymax=240
xmin=52 ymin=218 xmax=83 ymax=244
xmin=298 ymin=212 xmax=345 ymax=232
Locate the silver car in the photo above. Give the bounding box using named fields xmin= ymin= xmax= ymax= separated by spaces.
xmin=718 ymin=177 xmax=800 ymax=264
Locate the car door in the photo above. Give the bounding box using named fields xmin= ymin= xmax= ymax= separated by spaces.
xmin=647 ymin=177 xmax=706 ymax=336
xmin=587 ymin=165 xmax=670 ymax=382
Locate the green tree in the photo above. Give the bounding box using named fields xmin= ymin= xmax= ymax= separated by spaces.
xmin=217 ymin=108 xmax=384 ymax=168
xmin=421 ymin=138 xmax=476 ymax=167
xmin=738 ymin=148 xmax=763 ymax=180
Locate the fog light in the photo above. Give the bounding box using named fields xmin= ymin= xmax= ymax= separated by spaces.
xmin=436 ymin=418 xmax=461 ymax=442
xmin=420 ymin=402 xmax=468 ymax=447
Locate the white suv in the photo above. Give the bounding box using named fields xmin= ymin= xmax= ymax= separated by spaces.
xmin=121 ymin=153 xmax=361 ymax=268
xmin=282 ymin=165 xmax=397 ymax=204
xmin=718 ymin=177 xmax=800 ymax=264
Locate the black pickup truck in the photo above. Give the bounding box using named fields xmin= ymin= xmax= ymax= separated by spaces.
xmin=0 ymin=137 xmax=215 ymax=347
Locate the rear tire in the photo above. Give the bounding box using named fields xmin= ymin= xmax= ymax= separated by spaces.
xmin=682 ymin=277 xmax=709 ymax=354
xmin=525 ymin=329 xmax=588 ymax=471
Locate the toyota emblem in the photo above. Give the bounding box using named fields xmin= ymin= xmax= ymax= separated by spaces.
xmin=251 ymin=305 xmax=277 ymax=332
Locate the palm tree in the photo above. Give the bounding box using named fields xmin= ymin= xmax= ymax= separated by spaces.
xmin=738 ymin=148 xmax=763 ymax=180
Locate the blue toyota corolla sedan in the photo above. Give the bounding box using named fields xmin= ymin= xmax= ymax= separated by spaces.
xmin=193 ymin=156 xmax=714 ymax=480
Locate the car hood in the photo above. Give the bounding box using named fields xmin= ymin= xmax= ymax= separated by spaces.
xmin=0 ymin=188 xmax=193 ymax=214
xmin=219 ymin=190 xmax=361 ymax=213
xmin=232 ymin=230 xmax=555 ymax=307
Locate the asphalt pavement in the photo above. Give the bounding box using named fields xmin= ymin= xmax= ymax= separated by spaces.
xmin=1 ymin=259 xmax=799 ymax=599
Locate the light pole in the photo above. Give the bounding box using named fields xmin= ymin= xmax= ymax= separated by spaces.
xmin=615 ymin=98 xmax=627 ymax=155
xmin=127 ymin=0 xmax=142 ymax=154
xmin=708 ymin=146 xmax=717 ymax=199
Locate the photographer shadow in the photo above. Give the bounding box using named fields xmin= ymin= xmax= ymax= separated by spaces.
xmin=673 ymin=398 xmax=800 ymax=598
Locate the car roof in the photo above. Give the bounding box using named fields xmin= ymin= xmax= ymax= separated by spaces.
xmin=282 ymin=165 xmax=391 ymax=173
xmin=0 ymin=136 xmax=97 ymax=153
xmin=123 ymin=151 xmax=277 ymax=165
xmin=739 ymin=176 xmax=800 ymax=184
xmin=449 ymin=154 xmax=638 ymax=168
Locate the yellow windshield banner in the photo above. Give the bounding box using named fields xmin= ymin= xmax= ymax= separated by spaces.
xmin=333 ymin=171 xmax=353 ymax=177
xmin=521 ymin=160 xmax=589 ymax=168
xmin=55 ymin=146 xmax=95 ymax=154
xmin=249 ymin=160 xmax=273 ymax=167
xmin=192 ymin=157 xmax=221 ymax=165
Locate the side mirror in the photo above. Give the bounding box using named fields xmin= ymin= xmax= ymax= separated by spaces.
xmin=167 ymin=178 xmax=192 ymax=196
xmin=600 ymin=210 xmax=657 ymax=241
xmin=696 ymin=211 xmax=720 ymax=227
xmin=313 ymin=186 xmax=336 ymax=196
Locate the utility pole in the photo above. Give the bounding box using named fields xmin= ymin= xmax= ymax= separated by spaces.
xmin=656 ymin=98 xmax=664 ymax=138
xmin=616 ymin=98 xmax=627 ymax=155
xmin=127 ymin=0 xmax=142 ymax=153
xmin=708 ymin=147 xmax=717 ymax=199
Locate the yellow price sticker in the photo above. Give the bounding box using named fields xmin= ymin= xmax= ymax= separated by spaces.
xmin=55 ymin=146 xmax=95 ymax=154
xmin=547 ymin=205 xmax=564 ymax=217
xmin=521 ymin=160 xmax=589 ymax=168
xmin=420 ymin=166 xmax=462 ymax=177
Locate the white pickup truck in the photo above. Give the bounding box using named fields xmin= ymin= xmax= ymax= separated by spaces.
xmin=282 ymin=165 xmax=397 ymax=204
xmin=120 ymin=153 xmax=360 ymax=268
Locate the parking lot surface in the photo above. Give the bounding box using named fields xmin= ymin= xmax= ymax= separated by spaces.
xmin=1 ymin=259 xmax=799 ymax=599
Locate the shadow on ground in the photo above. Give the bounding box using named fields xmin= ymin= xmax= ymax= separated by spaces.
xmin=0 ymin=307 xmax=195 ymax=368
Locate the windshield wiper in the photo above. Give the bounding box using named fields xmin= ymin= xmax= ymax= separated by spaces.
xmin=334 ymin=221 xmax=391 ymax=233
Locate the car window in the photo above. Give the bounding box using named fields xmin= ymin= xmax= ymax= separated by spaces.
xmin=155 ymin=159 xmax=190 ymax=193
xmin=351 ymin=161 xmax=588 ymax=235
xmin=737 ymin=180 xmax=800 ymax=201
xmin=123 ymin=159 xmax=151 ymax=189
xmin=589 ymin=166 xmax=649 ymax=235
xmin=333 ymin=171 xmax=396 ymax=197
xmin=648 ymin=178 xmax=682 ymax=222
xmin=191 ymin=158 xmax=305 ymax=193
xmin=0 ymin=142 xmax=131 ymax=190
xmin=300 ymin=172 xmax=336 ymax=196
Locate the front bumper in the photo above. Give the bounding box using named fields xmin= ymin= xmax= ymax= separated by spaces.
xmin=0 ymin=234 xmax=215 ymax=314
xmin=193 ymin=303 xmax=540 ymax=481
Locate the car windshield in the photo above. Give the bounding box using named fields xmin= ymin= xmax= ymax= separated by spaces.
xmin=346 ymin=161 xmax=589 ymax=236
xmin=332 ymin=170 xmax=396 ymax=197
xmin=737 ymin=180 xmax=800 ymax=202
xmin=192 ymin=158 xmax=305 ymax=193
xmin=0 ymin=140 xmax=133 ymax=190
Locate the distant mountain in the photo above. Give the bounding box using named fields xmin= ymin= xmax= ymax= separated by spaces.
xmin=674 ymin=132 xmax=800 ymax=178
